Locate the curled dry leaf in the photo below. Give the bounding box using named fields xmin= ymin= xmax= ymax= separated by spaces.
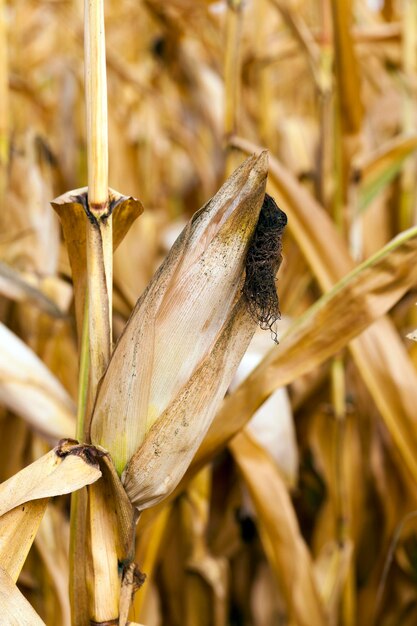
xmin=0 ymin=441 xmax=102 ymax=614
xmin=0 ymin=500 xmax=47 ymax=583
xmin=0 ymin=439 xmax=102 ymax=517
xmin=51 ymin=187 xmax=143 ymax=336
xmin=90 ymin=154 xmax=288 ymax=511
xmin=0 ymin=322 xmax=75 ymax=440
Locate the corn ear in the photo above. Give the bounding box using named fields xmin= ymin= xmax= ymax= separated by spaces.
xmin=122 ymin=297 xmax=256 ymax=510
xmin=91 ymin=153 xmax=269 ymax=475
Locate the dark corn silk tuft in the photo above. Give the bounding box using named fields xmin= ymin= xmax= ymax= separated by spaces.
xmin=243 ymin=193 xmax=287 ymax=343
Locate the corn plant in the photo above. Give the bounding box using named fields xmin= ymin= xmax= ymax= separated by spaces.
xmin=0 ymin=1 xmax=289 ymax=624
xmin=2 ymin=1 xmax=417 ymax=625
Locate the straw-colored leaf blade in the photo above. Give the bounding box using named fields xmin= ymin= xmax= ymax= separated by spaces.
xmin=230 ymin=431 xmax=327 ymax=626
xmin=198 ymin=226 xmax=417 ymax=463
xmin=0 ymin=322 xmax=75 ymax=440
xmin=0 ymin=500 xmax=47 ymax=583
xmin=0 ymin=440 xmax=101 ymax=517
xmin=91 ymin=153 xmax=269 ymax=474
xmin=0 ymin=565 xmax=46 ymax=626
xmin=0 ymin=443 xmax=102 ymax=619
xmin=123 ymin=298 xmax=256 ymax=510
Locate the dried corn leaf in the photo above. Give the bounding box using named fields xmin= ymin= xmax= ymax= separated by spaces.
xmin=0 ymin=500 xmax=47 ymax=582
xmin=230 ymin=430 xmax=327 ymax=626
xmin=230 ymin=136 xmax=351 ymax=289
xmin=349 ymin=318 xmax=417 ymax=482
xmin=0 ymin=565 xmax=45 ymax=626
xmin=0 ymin=322 xmax=75 ymax=440
xmin=0 ymin=440 xmax=101 ymax=516
xmin=270 ymin=0 xmax=320 ymax=81
xmin=2 ymin=131 xmax=59 ymax=276
xmin=0 ymin=442 xmax=102 ymax=619
xmin=230 ymin=330 xmax=298 ymax=485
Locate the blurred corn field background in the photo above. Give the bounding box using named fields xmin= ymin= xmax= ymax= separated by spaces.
xmin=2 ymin=0 xmax=417 ymax=625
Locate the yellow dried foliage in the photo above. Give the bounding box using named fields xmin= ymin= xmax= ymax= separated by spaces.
xmin=1 ymin=1 xmax=417 ymax=625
